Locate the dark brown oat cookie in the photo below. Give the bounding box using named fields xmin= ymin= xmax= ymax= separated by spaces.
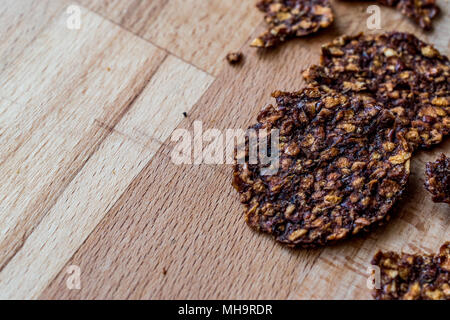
xmin=425 ymin=153 xmax=450 ymax=204
xmin=251 ymin=0 xmax=334 ymax=48
xmin=377 ymin=0 xmax=440 ymax=30
xmin=232 ymin=86 xmax=411 ymax=247
xmin=303 ymin=32 xmax=450 ymax=151
xmin=371 ymin=242 xmax=450 ymax=300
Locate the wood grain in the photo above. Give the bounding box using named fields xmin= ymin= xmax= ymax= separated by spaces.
xmin=77 ymin=0 xmax=262 ymax=76
xmin=0 ymin=0 xmax=448 ymax=299
xmin=0 ymin=4 xmax=167 ymax=271
xmin=0 ymin=0 xmax=68 ymax=73
xmin=0 ymin=54 xmax=213 ymax=299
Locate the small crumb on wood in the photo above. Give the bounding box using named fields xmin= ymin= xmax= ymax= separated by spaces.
xmin=162 ymin=267 xmax=167 ymax=275
xmin=226 ymin=52 xmax=243 ymax=65
xmin=182 ymin=112 xmax=188 ymax=118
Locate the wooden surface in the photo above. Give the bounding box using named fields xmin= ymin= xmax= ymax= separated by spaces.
xmin=0 ymin=0 xmax=448 ymax=299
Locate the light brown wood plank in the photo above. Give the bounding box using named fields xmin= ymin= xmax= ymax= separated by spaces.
xmin=77 ymin=0 xmax=261 ymax=76
xmin=0 ymin=53 xmax=212 ymax=299
xmin=0 ymin=0 xmax=68 ymax=73
xmin=0 ymin=4 xmax=166 ymax=271
xmin=0 ymin=131 xmax=158 ymax=299
xmin=113 ymin=55 xmax=213 ymax=145
xmin=76 ymin=0 xmax=168 ymax=33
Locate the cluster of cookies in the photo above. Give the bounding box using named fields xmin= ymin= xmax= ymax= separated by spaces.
xmin=232 ymin=31 xmax=449 ymax=299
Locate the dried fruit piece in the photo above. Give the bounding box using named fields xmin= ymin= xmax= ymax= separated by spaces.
xmin=424 ymin=153 xmax=450 ymax=204
xmin=251 ymin=0 xmax=334 ymax=48
xmin=371 ymin=242 xmax=450 ymax=300
xmin=232 ymin=86 xmax=410 ymax=247
xmin=226 ymin=52 xmax=243 ymax=65
xmin=377 ymin=0 xmax=440 ymax=30
xmin=303 ymin=32 xmax=450 ymax=151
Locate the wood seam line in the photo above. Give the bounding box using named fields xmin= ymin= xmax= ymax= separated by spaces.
xmin=35 ymin=2 xmax=256 ymax=294
xmin=38 ymin=146 xmax=232 ymax=298
xmin=36 ymin=62 xmax=221 ymax=296
xmin=0 ymin=233 xmax=27 ymax=276
xmin=27 ymin=48 xmax=218 ymax=294
xmin=54 ymin=5 xmax=265 ymax=159
xmin=38 ymin=164 xmax=231 ymax=298
xmin=74 ymin=1 xmax=216 ymax=79
xmin=0 ymin=53 xmax=169 ymax=275
xmin=91 ymin=119 xmax=231 ymax=185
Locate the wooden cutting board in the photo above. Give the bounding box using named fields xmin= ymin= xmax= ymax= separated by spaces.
xmin=0 ymin=0 xmax=448 ymax=299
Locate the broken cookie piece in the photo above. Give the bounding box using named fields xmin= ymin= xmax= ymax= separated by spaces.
xmin=377 ymin=0 xmax=440 ymax=30
xmin=371 ymin=242 xmax=450 ymax=300
xmin=303 ymin=32 xmax=450 ymax=151
xmin=251 ymin=0 xmax=334 ymax=48
xmin=425 ymin=153 xmax=450 ymax=204
xmin=233 ymin=86 xmax=410 ymax=247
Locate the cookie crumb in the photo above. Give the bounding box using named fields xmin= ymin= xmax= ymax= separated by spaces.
xmin=226 ymin=52 xmax=243 ymax=65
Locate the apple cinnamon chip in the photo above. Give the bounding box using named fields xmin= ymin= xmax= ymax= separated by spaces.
xmin=251 ymin=0 xmax=334 ymax=48
xmin=232 ymin=86 xmax=410 ymax=247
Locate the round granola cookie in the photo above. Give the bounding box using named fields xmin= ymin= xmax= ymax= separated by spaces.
xmin=303 ymin=32 xmax=450 ymax=150
xmin=424 ymin=153 xmax=450 ymax=204
xmin=232 ymin=86 xmax=411 ymax=247
xmin=251 ymin=0 xmax=334 ymax=48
